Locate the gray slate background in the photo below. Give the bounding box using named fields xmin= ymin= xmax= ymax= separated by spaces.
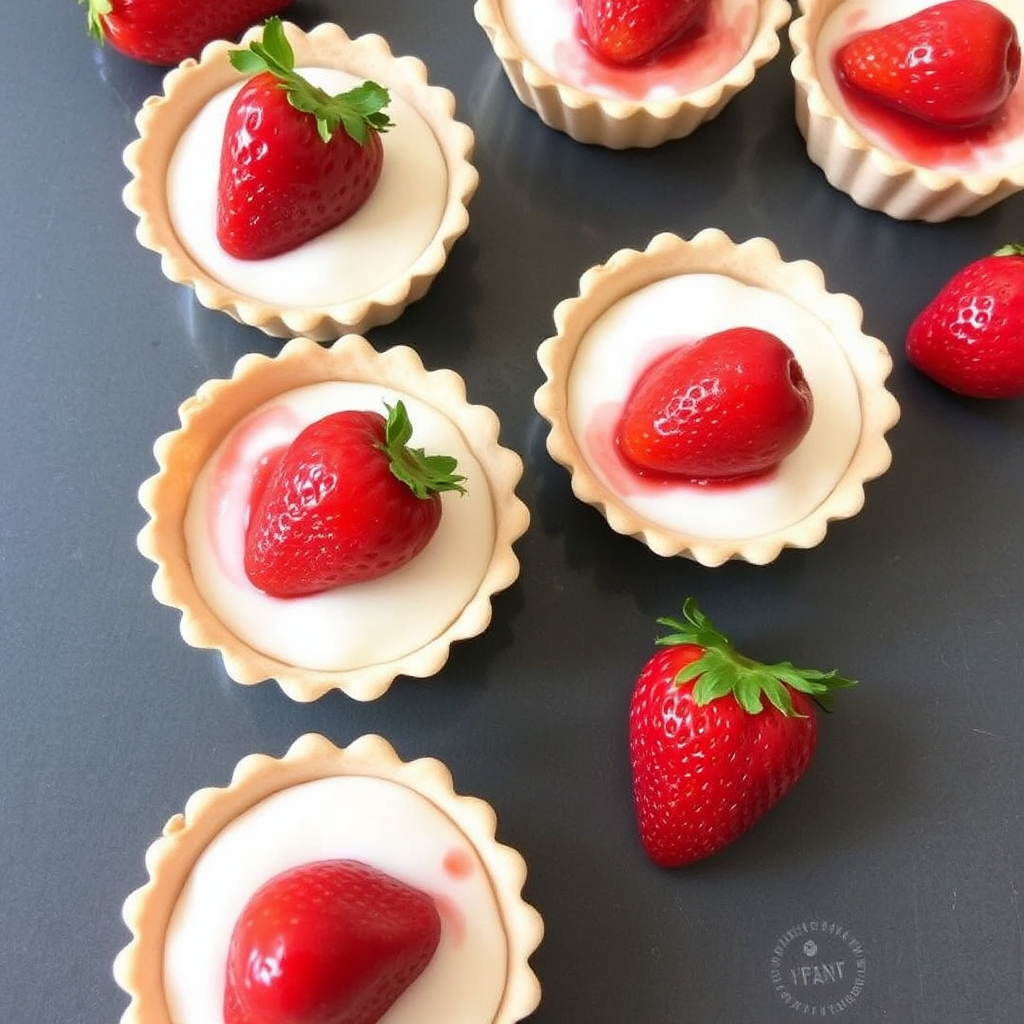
xmin=2 ymin=1 xmax=1023 ymax=1021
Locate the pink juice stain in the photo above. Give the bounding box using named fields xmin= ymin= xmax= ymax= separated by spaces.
xmin=207 ymin=403 xmax=303 ymax=586
xmin=553 ymin=0 xmax=757 ymax=100
xmin=431 ymin=892 xmax=468 ymax=947
xmin=443 ymin=847 xmax=476 ymax=880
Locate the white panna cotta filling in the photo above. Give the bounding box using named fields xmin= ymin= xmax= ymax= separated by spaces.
xmin=184 ymin=382 xmax=495 ymax=671
xmin=817 ymin=0 xmax=1024 ymax=173
xmin=567 ymin=274 xmax=862 ymax=540
xmin=164 ymin=776 xmax=509 ymax=1024
xmin=167 ymin=68 xmax=448 ymax=307
xmin=502 ymin=0 xmax=760 ymax=100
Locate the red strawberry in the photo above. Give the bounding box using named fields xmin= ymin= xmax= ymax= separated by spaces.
xmin=835 ymin=0 xmax=1021 ymax=128
xmin=578 ymin=0 xmax=710 ymax=65
xmin=630 ymin=599 xmax=855 ymax=867
xmin=906 ymin=244 xmax=1024 ymax=399
xmin=218 ymin=18 xmax=393 ymax=261
xmin=80 ymin=0 xmax=290 ymax=66
xmin=616 ymin=327 xmax=814 ymax=481
xmin=244 ymin=400 xmax=466 ymax=598
xmin=224 ymin=859 xmax=441 ymax=1024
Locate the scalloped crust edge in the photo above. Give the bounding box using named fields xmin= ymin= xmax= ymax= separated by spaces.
xmin=534 ymin=228 xmax=901 ymax=566
xmin=112 ymin=733 xmax=544 ymax=1024
xmin=137 ymin=335 xmax=529 ymax=701
xmin=122 ymin=21 xmax=478 ymax=340
xmin=473 ymin=0 xmax=792 ymax=149
xmin=790 ymin=0 xmax=1024 ymax=221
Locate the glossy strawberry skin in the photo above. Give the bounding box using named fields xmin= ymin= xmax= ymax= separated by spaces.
xmin=630 ymin=646 xmax=819 ymax=868
xmin=907 ymin=251 xmax=1024 ymax=399
xmin=244 ymin=411 xmax=442 ymax=598
xmin=577 ymin=0 xmax=709 ymax=65
xmin=223 ymin=859 xmax=441 ymax=1024
xmin=218 ymin=71 xmax=384 ymax=260
xmin=835 ymin=0 xmax=1022 ymax=128
xmin=616 ymin=327 xmax=814 ymax=481
xmin=89 ymin=0 xmax=290 ymax=66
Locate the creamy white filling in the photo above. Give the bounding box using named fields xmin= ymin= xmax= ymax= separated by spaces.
xmin=167 ymin=68 xmax=448 ymax=307
xmin=816 ymin=0 xmax=1024 ymax=172
xmin=184 ymin=382 xmax=495 ymax=671
xmin=567 ymin=274 xmax=862 ymax=540
xmin=164 ymin=776 xmax=508 ymax=1024
xmin=501 ymin=0 xmax=760 ymax=100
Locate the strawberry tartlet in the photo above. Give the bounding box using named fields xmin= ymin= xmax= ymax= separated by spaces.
xmin=113 ymin=733 xmax=544 ymax=1024
xmin=137 ymin=335 xmax=528 ymax=702
xmin=791 ymin=0 xmax=1024 ymax=220
xmin=123 ymin=21 xmax=478 ymax=339
xmin=534 ymin=229 xmax=900 ymax=566
xmin=474 ymin=0 xmax=792 ymax=147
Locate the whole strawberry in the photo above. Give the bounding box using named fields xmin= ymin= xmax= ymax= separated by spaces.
xmin=224 ymin=859 xmax=441 ymax=1024
xmin=578 ymin=0 xmax=709 ymax=65
xmin=907 ymin=245 xmax=1024 ymax=399
xmin=630 ymin=599 xmax=854 ymax=867
xmin=616 ymin=327 xmax=814 ymax=481
xmin=80 ymin=0 xmax=291 ymax=66
xmin=218 ymin=18 xmax=393 ymax=260
xmin=835 ymin=0 xmax=1022 ymax=128
xmin=244 ymin=400 xmax=466 ymax=598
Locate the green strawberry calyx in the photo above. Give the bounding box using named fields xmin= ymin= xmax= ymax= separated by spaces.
xmin=80 ymin=0 xmax=112 ymax=43
xmin=656 ymin=598 xmax=856 ymax=717
xmin=379 ymin=401 xmax=466 ymax=499
xmin=993 ymin=244 xmax=1024 ymax=258
xmin=229 ymin=17 xmax=393 ymax=145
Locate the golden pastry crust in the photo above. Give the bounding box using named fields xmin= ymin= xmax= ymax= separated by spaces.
xmin=534 ymin=228 xmax=900 ymax=566
xmin=113 ymin=733 xmax=544 ymax=1024
xmin=123 ymin=21 xmax=478 ymax=339
xmin=790 ymin=0 xmax=1024 ymax=221
xmin=137 ymin=335 xmax=529 ymax=701
xmin=473 ymin=0 xmax=792 ymax=148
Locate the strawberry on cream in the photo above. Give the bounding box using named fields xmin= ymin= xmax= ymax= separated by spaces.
xmin=167 ymin=67 xmax=449 ymax=308
xmin=816 ymin=0 xmax=1024 ymax=174
xmin=183 ymin=382 xmax=495 ymax=673
xmin=164 ymin=776 xmax=509 ymax=1024
xmin=500 ymin=0 xmax=760 ymax=101
xmin=566 ymin=273 xmax=863 ymax=541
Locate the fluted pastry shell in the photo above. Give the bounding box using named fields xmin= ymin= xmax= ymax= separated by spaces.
xmin=790 ymin=0 xmax=1024 ymax=221
xmin=113 ymin=733 xmax=544 ymax=1024
xmin=473 ymin=0 xmax=791 ymax=148
xmin=534 ymin=228 xmax=900 ymax=566
xmin=137 ymin=335 xmax=529 ymax=701
xmin=123 ymin=21 xmax=478 ymax=339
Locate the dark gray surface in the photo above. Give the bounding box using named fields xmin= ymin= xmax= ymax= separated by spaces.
xmin=2 ymin=1 xmax=1024 ymax=1021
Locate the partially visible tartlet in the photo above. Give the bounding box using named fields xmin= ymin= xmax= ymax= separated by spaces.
xmin=113 ymin=732 xmax=544 ymax=1024
xmin=473 ymin=0 xmax=792 ymax=148
xmin=791 ymin=0 xmax=1024 ymax=221
xmin=535 ymin=229 xmax=900 ymax=566
xmin=123 ymin=21 xmax=478 ymax=339
xmin=137 ymin=335 xmax=528 ymax=702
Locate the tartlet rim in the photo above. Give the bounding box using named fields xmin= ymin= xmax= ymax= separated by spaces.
xmin=789 ymin=0 xmax=1024 ymax=221
xmin=137 ymin=334 xmax=530 ymax=702
xmin=533 ymin=227 xmax=901 ymax=566
xmin=122 ymin=20 xmax=479 ymax=340
xmin=112 ymin=732 xmax=544 ymax=1024
xmin=473 ymin=0 xmax=793 ymax=148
